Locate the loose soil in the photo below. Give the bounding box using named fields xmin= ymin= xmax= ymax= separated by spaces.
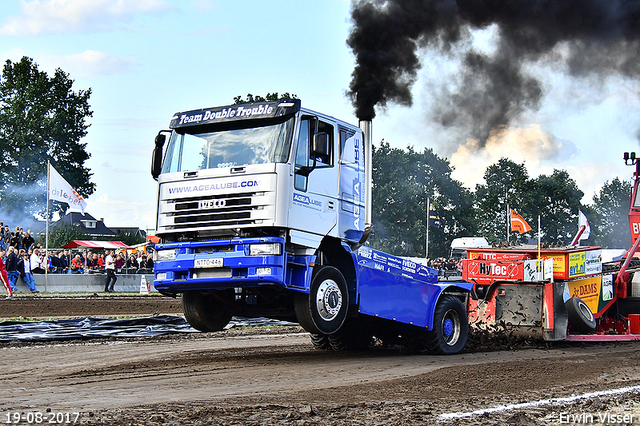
xmin=2 ymin=295 xmax=640 ymax=425
xmin=0 ymin=294 xmax=182 ymax=319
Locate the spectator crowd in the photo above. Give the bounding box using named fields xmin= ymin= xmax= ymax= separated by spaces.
xmin=425 ymin=257 xmax=463 ymax=277
xmin=0 ymin=220 xmax=154 ymax=296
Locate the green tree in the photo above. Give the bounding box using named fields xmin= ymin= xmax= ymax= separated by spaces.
xmin=370 ymin=140 xmax=474 ymax=258
xmin=531 ymin=169 xmax=584 ymax=244
xmin=113 ymin=231 xmax=146 ymax=246
xmin=233 ymin=92 xmax=298 ymax=104
xmin=474 ymin=158 xmax=533 ymax=244
xmin=39 ymin=223 xmax=87 ymax=248
xmin=589 ymin=177 xmax=632 ymax=248
xmin=0 ymin=56 xmax=95 ymax=218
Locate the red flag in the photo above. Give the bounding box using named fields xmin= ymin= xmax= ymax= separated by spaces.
xmin=510 ymin=209 xmax=532 ymax=234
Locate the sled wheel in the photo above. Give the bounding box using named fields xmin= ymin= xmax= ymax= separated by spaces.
xmin=294 ymin=266 xmax=349 ymax=334
xmin=425 ymin=295 xmax=468 ymax=355
xmin=565 ymin=297 xmax=596 ymax=334
xmin=309 ymin=333 xmax=331 ymax=350
xmin=182 ymin=291 xmax=232 ymax=332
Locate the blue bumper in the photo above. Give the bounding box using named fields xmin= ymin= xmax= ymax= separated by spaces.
xmin=154 ymin=236 xmax=295 ymax=292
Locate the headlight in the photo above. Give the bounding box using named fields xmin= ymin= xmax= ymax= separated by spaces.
xmin=249 ymin=243 xmax=282 ymax=256
xmin=154 ymin=249 xmax=176 ymax=262
xmin=156 ymin=272 xmax=167 ymax=280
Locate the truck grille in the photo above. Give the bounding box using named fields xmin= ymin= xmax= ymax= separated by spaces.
xmin=159 ymin=191 xmax=272 ymax=231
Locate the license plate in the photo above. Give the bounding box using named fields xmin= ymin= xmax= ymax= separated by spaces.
xmin=194 ymin=258 xmax=223 ymax=268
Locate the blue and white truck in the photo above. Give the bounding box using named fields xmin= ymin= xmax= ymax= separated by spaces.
xmin=150 ymin=99 xmax=473 ymax=354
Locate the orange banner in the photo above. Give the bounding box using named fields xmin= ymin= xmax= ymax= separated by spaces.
xmin=511 ymin=208 xmax=532 ymax=233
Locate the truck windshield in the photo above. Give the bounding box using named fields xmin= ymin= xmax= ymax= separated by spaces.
xmin=161 ymin=117 xmax=294 ymax=173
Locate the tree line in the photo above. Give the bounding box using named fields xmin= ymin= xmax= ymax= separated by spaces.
xmin=370 ymin=141 xmax=632 ymax=258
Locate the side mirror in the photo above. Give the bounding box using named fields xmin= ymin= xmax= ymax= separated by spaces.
xmin=297 ymin=132 xmax=330 ymax=177
xmin=151 ymin=133 xmax=167 ymax=181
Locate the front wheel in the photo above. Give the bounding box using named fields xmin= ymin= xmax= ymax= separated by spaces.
xmin=294 ymin=266 xmax=349 ymax=334
xmin=182 ymin=291 xmax=232 ymax=332
xmin=425 ymin=295 xmax=468 ymax=355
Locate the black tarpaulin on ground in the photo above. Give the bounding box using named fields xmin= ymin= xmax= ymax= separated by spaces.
xmin=0 ymin=316 xmax=296 ymax=342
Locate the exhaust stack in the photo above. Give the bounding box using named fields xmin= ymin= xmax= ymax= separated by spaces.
xmin=358 ymin=120 xmax=373 ymax=246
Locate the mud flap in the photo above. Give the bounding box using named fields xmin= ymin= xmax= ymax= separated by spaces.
xmin=543 ymin=281 xmax=568 ymax=341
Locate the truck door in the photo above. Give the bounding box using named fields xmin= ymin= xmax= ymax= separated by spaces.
xmin=289 ymin=116 xmax=339 ymax=238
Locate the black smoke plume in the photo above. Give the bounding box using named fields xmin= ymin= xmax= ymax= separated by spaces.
xmin=347 ymin=0 xmax=640 ymax=142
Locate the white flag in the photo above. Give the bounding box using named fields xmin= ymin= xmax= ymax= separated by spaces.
xmin=48 ymin=164 xmax=87 ymax=214
xmin=578 ymin=210 xmax=591 ymax=240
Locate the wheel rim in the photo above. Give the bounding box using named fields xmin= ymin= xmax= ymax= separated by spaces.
xmin=442 ymin=308 xmax=461 ymax=346
xmin=578 ymin=301 xmax=595 ymax=321
xmin=315 ymin=279 xmax=343 ymax=322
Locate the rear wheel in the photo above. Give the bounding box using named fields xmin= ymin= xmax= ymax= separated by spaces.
xmin=327 ymin=318 xmax=374 ymax=351
xmin=294 ymin=266 xmax=349 ymax=334
xmin=182 ymin=291 xmax=232 ymax=332
xmin=425 ymin=295 xmax=468 ymax=355
xmin=309 ymin=333 xmax=331 ymax=350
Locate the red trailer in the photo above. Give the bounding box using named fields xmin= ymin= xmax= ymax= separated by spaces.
xmin=463 ymin=152 xmax=640 ymax=342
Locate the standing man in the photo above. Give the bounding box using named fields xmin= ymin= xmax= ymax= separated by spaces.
xmin=3 ymin=226 xmax=10 ymax=250
xmin=17 ymin=252 xmax=38 ymax=293
xmin=22 ymin=230 xmax=35 ymax=251
xmin=60 ymin=249 xmax=71 ymax=273
xmin=5 ymin=247 xmax=18 ymax=293
xmin=104 ymin=250 xmax=117 ymax=293
xmin=0 ymin=250 xmax=13 ymax=298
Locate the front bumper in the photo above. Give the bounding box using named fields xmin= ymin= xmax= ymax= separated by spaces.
xmin=153 ymin=236 xmax=287 ymax=292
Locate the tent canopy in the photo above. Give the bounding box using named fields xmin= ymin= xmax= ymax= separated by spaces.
xmin=61 ymin=240 xmax=133 ymax=250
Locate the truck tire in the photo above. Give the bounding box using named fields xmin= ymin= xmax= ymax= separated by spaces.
xmin=565 ymin=296 xmax=596 ymax=334
xmin=294 ymin=266 xmax=349 ymax=335
xmin=309 ymin=333 xmax=331 ymax=350
xmin=424 ymin=295 xmax=468 ymax=355
xmin=182 ymin=291 xmax=232 ymax=332
xmin=327 ymin=318 xmax=374 ymax=351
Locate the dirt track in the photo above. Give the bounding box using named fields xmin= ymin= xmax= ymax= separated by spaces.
xmin=3 ymin=296 xmax=640 ymax=425
xmin=0 ymin=294 xmax=183 ymax=319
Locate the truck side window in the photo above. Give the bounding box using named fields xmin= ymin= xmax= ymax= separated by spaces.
xmin=315 ymin=121 xmax=334 ymax=167
xmin=339 ymin=128 xmax=356 ymax=164
xmin=294 ymin=118 xmax=334 ymax=191
xmin=295 ymin=119 xmax=311 ymax=169
xmin=294 ymin=119 xmax=311 ymax=191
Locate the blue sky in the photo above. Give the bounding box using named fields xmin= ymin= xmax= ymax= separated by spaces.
xmin=1 ymin=0 xmax=639 ymax=232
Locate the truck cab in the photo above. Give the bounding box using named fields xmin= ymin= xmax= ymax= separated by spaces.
xmin=153 ymin=99 xmax=365 ymax=248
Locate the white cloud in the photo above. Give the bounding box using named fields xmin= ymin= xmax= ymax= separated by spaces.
xmin=565 ymin=162 xmax=628 ymax=203
xmin=57 ymin=50 xmax=139 ymax=78
xmin=190 ymin=0 xmax=215 ymax=11
xmin=0 ymin=50 xmax=138 ymax=78
xmin=89 ymin=193 xmax=156 ymax=229
xmin=0 ymin=0 xmax=173 ymax=36
xmin=450 ymin=125 xmax=578 ymax=188
xmin=448 ymin=125 xmax=629 ymax=204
